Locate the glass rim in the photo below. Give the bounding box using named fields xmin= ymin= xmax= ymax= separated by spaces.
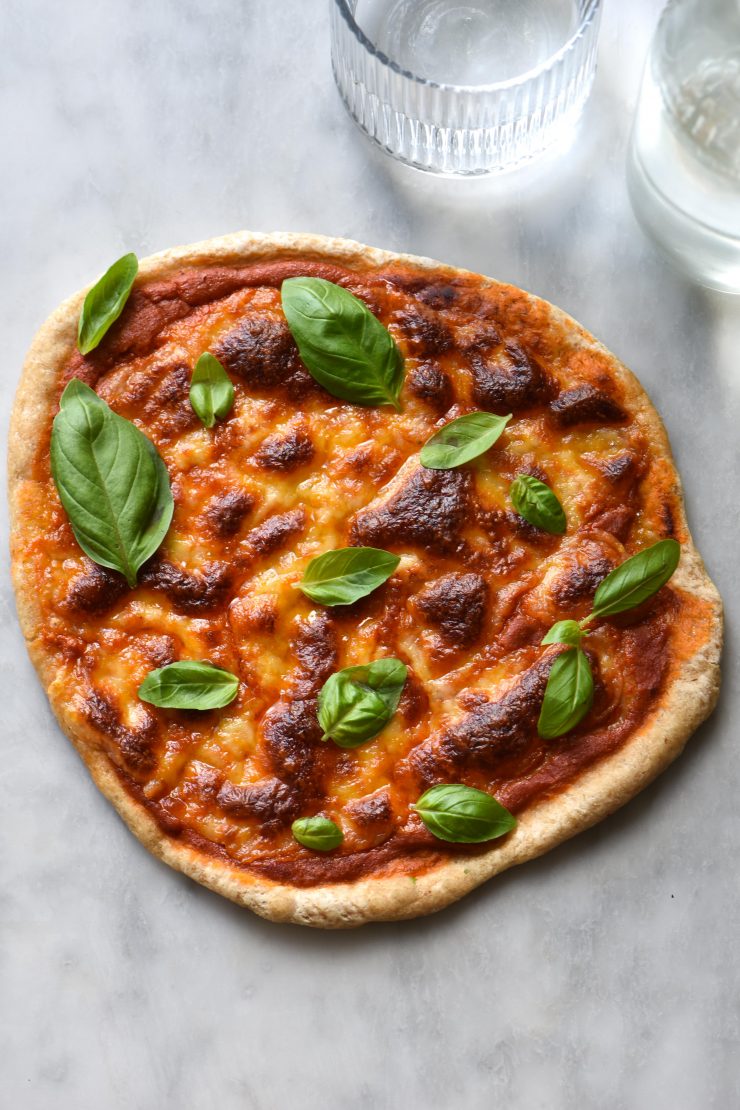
xmin=333 ymin=0 xmax=602 ymax=93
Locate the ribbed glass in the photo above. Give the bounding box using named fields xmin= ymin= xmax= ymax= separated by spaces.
xmin=331 ymin=0 xmax=602 ymax=175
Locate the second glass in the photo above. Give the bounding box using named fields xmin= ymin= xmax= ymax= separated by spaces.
xmin=628 ymin=0 xmax=740 ymax=294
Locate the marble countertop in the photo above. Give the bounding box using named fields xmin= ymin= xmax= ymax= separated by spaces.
xmin=1 ymin=1 xmax=738 ymax=1106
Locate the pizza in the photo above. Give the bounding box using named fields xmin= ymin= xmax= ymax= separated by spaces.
xmin=9 ymin=232 xmax=722 ymax=927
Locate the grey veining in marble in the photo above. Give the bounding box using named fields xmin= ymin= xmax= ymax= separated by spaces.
xmin=1 ymin=2 xmax=739 ymax=1107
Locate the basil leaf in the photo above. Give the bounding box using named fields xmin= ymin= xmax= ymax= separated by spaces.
xmin=510 ymin=474 xmax=566 ymax=534
xmin=318 ymin=658 xmax=407 ymax=748
xmin=50 ymin=380 xmax=173 ymax=587
xmin=299 ymin=547 xmax=400 ymax=606
xmin=542 ymin=619 xmax=583 ymax=647
xmin=413 ymin=784 xmax=516 ymax=844
xmin=189 ymin=353 xmax=234 ymax=428
xmin=590 ymin=539 xmax=681 ymax=619
xmin=420 ymin=412 xmax=511 ymax=470
xmin=281 ymin=277 xmax=404 ymax=410
xmin=138 ymin=660 xmax=239 ymax=709
xmin=78 ymin=253 xmax=138 ymax=355
xmin=537 ymin=647 xmax=594 ymax=739
xmin=291 ymin=816 xmax=344 ymax=852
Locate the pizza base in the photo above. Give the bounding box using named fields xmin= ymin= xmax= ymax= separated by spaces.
xmin=9 ymin=231 xmax=722 ymax=927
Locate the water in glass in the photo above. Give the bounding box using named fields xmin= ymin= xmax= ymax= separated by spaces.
xmin=628 ymin=0 xmax=740 ymax=293
xmin=354 ymin=0 xmax=579 ymax=84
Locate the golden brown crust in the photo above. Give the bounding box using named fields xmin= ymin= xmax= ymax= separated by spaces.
xmin=9 ymin=231 xmax=722 ymax=927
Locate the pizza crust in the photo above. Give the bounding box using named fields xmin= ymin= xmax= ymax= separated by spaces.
xmin=9 ymin=231 xmax=722 ymax=927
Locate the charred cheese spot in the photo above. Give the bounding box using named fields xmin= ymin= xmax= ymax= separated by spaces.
xmin=350 ymin=465 xmax=471 ymax=554
xmin=291 ymin=611 xmax=338 ymax=690
xmin=253 ymin=425 xmax=314 ymax=471
xmin=392 ymin=305 xmax=453 ymax=357
xmin=139 ymin=634 xmax=178 ymax=668
xmin=413 ymin=573 xmax=488 ymax=647
xmin=215 ymin=314 xmax=314 ymax=396
xmin=217 ymin=777 xmax=300 ymax=832
xmin=406 ymin=360 xmax=453 ymax=412
xmin=551 ymin=384 xmax=627 ymax=427
xmin=260 ymin=694 xmax=337 ymax=803
xmin=660 ymin=500 xmax=677 ymax=539
xmin=412 ymin=282 xmax=460 ymax=310
xmin=27 ymin=256 xmax=692 ymax=887
xmin=585 ymin=506 xmax=635 ymax=541
xmin=244 ymin=508 xmax=305 ymax=557
xmin=519 ymin=535 xmax=623 ymax=625
xmin=347 ymin=788 xmax=393 ymax=827
xmin=401 ymin=657 xmax=552 ymax=788
xmin=229 ymin=594 xmax=278 ymax=634
xmin=551 ymin=557 xmax=613 ymax=605
xmin=472 ymin=341 xmax=553 ymax=413
xmin=82 ymin=689 xmax=158 ymax=773
xmin=203 ymin=490 xmax=255 ymax=538
xmin=181 ymin=760 xmax=224 ymax=804
xmin=397 ymin=668 xmax=430 ymax=725
xmin=65 ymin=562 xmax=129 ymax=614
xmin=495 ymin=612 xmax=544 ymax=654
xmin=584 ymin=451 xmax=638 ymax=483
xmin=454 ymin=322 xmax=501 ymax=354
xmin=139 ymin=559 xmax=233 ymax=614
xmin=346 ymin=788 xmax=395 ymax=849
xmin=142 ymin=363 xmax=199 ymax=436
xmin=580 ymin=450 xmax=644 ymax=541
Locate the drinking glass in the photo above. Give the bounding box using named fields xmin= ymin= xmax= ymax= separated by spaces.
xmin=330 ymin=0 xmax=603 ymax=175
xmin=628 ymin=0 xmax=740 ymax=293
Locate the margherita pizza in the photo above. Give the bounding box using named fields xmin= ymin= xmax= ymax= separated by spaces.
xmin=9 ymin=232 xmax=722 ymax=927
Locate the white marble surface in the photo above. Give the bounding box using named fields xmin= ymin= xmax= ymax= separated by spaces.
xmin=1 ymin=1 xmax=739 ymax=1106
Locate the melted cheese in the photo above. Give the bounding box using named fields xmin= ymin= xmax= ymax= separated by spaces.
xmin=16 ymin=257 xmax=693 ymax=884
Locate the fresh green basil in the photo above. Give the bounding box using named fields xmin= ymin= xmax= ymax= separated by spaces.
xmin=413 ymin=784 xmax=516 ymax=844
xmin=538 ymin=647 xmax=594 ymax=740
xmin=510 ymin=474 xmax=566 ymax=534
xmin=588 ymin=539 xmax=681 ymax=620
xmin=420 ymin=411 xmax=512 ymax=470
xmin=189 ymin=353 xmax=234 ymax=428
xmin=318 ymin=658 xmax=407 ymax=748
xmin=138 ymin=660 xmax=239 ymax=709
xmin=281 ymin=277 xmax=404 ymax=410
xmin=78 ymin=253 xmax=138 ymax=355
xmin=50 ymin=379 xmax=173 ymax=587
xmin=542 ymin=619 xmax=583 ymax=647
xmin=299 ymin=547 xmax=400 ymax=606
xmin=291 ymin=816 xmax=344 ymax=852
